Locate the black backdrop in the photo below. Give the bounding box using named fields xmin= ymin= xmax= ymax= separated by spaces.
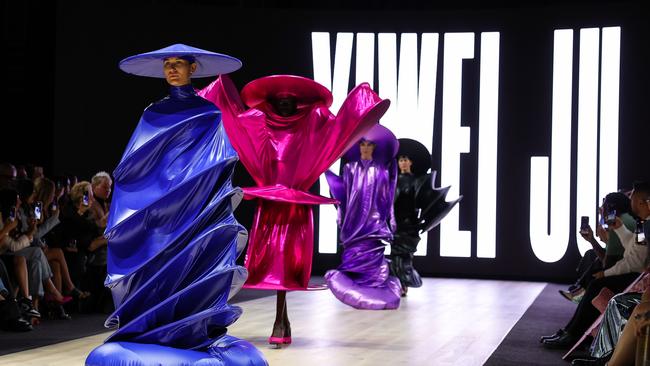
xmin=3 ymin=0 xmax=648 ymax=282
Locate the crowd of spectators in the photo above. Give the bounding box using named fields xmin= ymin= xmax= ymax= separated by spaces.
xmin=540 ymin=181 xmax=650 ymax=365
xmin=0 ymin=162 xmax=113 ymax=332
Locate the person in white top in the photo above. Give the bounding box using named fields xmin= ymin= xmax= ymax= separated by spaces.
xmin=543 ymin=181 xmax=650 ymax=349
xmin=575 ymin=181 xmax=650 ymax=365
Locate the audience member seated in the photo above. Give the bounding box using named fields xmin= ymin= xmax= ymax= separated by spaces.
xmin=541 ymin=183 xmax=649 ymax=349
xmin=88 ymin=171 xmax=111 ymax=229
xmin=35 ymin=178 xmax=90 ymax=301
xmin=570 ymin=181 xmax=650 ymax=365
xmin=1 ymin=188 xmax=41 ymax=320
xmin=0 ymin=270 xmax=32 ymax=332
xmin=0 ymin=163 xmax=17 ymax=190
xmin=561 ymin=193 xmax=631 ymax=303
xmin=59 ymin=181 xmax=111 ymax=313
xmin=1 ymin=184 xmax=71 ymax=320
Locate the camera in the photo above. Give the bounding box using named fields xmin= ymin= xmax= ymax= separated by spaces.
xmin=8 ymin=206 xmax=16 ymax=222
xmin=34 ymin=201 xmax=43 ymax=220
xmin=82 ymin=190 xmax=89 ymax=206
xmin=579 ymin=216 xmax=590 ymax=235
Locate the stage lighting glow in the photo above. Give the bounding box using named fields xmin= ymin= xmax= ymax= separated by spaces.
xmin=313 ymin=32 xmax=354 ymax=254
xmin=413 ymin=33 xmax=440 ymax=256
xmin=356 ymin=33 xmax=375 ymax=88
xmin=598 ymin=27 xmax=620 ymax=205
xmin=378 ymin=33 xmax=398 ymax=127
xmin=576 ymin=28 xmax=600 ymax=255
xmin=439 ymin=32 xmax=474 ymax=258
xmin=476 ymin=32 xmax=500 ymax=259
xmin=529 ymin=29 xmax=573 ymax=263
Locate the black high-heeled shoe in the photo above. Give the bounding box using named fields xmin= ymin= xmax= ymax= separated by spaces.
xmin=539 ymin=328 xmax=565 ymax=343
xmin=67 ymin=287 xmax=91 ymax=300
xmin=47 ymin=303 xmax=71 ymax=320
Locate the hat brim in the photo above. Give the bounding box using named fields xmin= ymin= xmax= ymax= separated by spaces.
xmin=119 ymin=44 xmax=242 ymax=78
xmin=241 ymin=75 xmax=333 ymax=109
xmin=343 ymin=124 xmax=398 ymax=165
xmin=397 ymin=138 xmax=432 ymax=176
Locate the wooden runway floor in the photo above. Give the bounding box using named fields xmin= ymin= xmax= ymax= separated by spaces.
xmin=0 ymin=278 xmax=546 ymax=366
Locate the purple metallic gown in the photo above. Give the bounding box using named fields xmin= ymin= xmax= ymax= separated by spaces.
xmin=324 ymin=125 xmax=402 ymax=310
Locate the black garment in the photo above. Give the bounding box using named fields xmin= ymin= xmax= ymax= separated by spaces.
xmin=390 ymin=173 xmax=423 ymax=288
xmin=572 ymin=250 xmax=622 ymax=291
xmin=58 ymin=204 xmax=102 ymax=255
xmin=565 ymin=272 xmax=640 ymax=337
xmin=57 ymin=204 xmax=103 ymax=290
xmin=390 ymin=172 xmax=458 ymax=289
xmin=82 ymin=263 xmax=113 ymax=314
xmin=0 ymin=259 xmax=13 ymax=297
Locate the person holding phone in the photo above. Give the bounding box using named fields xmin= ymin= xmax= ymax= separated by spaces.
xmin=34 ymin=178 xmax=89 ymax=303
xmin=543 ymin=183 xmax=650 ymax=349
xmin=0 ymin=187 xmax=70 ymax=318
xmin=571 ymin=182 xmax=650 ymax=365
xmin=561 ymin=193 xmax=633 ymax=301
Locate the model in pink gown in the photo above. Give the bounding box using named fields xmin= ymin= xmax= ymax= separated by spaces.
xmin=199 ymin=74 xmax=389 ymax=345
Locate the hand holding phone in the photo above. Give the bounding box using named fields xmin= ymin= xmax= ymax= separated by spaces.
xmin=34 ymin=201 xmax=43 ymax=220
xmin=637 ymin=220 xmax=647 ymax=245
xmin=8 ymin=206 xmax=16 ymax=222
xmin=82 ymin=190 xmax=90 ymax=206
xmin=580 ymin=216 xmax=590 ymax=235
xmin=605 ymin=209 xmax=617 ymax=226
xmin=599 ymin=215 xmax=609 ymax=231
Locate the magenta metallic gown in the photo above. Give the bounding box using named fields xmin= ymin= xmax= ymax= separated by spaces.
xmin=199 ymin=75 xmax=389 ymax=290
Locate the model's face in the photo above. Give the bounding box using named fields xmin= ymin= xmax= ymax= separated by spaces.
xmin=271 ymin=96 xmax=298 ymax=117
xmin=163 ymin=57 xmax=196 ymax=86
xmin=359 ymin=141 xmax=375 ymax=160
xmin=398 ymin=157 xmax=413 ymax=173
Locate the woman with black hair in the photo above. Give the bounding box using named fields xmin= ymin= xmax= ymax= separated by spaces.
xmin=561 ymin=192 xmax=634 ymax=303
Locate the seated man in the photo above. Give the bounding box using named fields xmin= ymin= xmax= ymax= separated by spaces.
xmin=542 ymin=182 xmax=650 ymax=348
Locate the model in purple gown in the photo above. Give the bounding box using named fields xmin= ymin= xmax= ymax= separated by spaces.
xmin=324 ymin=125 xmax=402 ymax=310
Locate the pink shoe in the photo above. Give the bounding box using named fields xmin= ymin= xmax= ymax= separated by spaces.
xmin=44 ymin=294 xmax=73 ymax=305
xmin=268 ymin=336 xmax=292 ymax=345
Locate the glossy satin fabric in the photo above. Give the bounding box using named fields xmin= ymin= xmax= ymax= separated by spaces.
xmin=390 ymin=172 xmax=461 ymax=289
xmin=325 ymin=159 xmax=401 ymax=309
xmin=590 ymin=292 xmax=642 ymax=358
xmin=199 ymin=75 xmax=389 ymax=290
xmin=85 ymin=84 xmax=266 ymax=366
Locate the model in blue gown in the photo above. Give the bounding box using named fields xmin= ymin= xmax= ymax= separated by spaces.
xmin=85 ymin=44 xmax=267 ymax=366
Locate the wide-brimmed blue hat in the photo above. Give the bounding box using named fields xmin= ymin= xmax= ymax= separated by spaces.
xmin=119 ymin=43 xmax=242 ymax=78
